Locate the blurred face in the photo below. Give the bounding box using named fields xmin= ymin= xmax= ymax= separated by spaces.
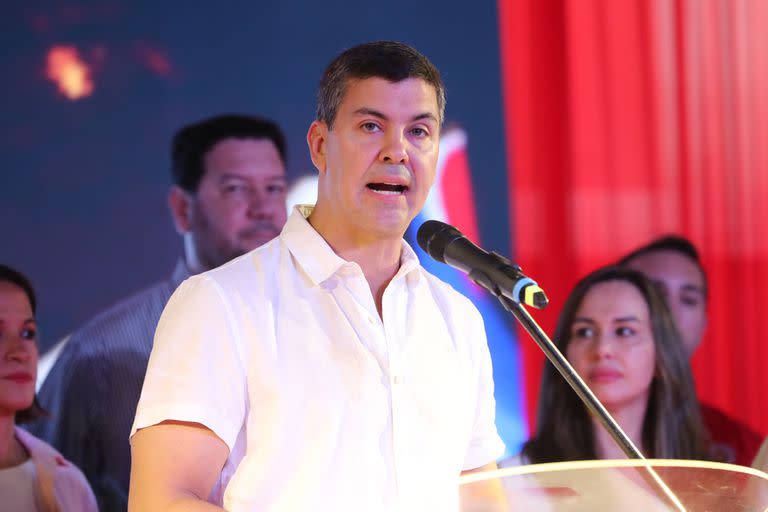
xmin=624 ymin=250 xmax=706 ymax=356
xmin=308 ymin=77 xmax=440 ymax=241
xmin=188 ymin=138 xmax=288 ymax=270
xmin=0 ymin=281 xmax=38 ymax=416
xmin=566 ymin=280 xmax=656 ymax=412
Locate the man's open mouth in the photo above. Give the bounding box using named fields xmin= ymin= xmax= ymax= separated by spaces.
xmin=366 ymin=183 xmax=408 ymax=195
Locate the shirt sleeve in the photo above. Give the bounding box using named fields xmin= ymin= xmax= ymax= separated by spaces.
xmin=130 ymin=275 xmax=247 ymax=452
xmin=462 ymin=308 xmax=506 ymax=471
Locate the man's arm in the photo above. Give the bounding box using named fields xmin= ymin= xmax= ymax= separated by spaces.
xmin=460 ymin=462 xmax=508 ymax=511
xmin=461 ymin=461 xmax=498 ymax=476
xmin=128 ymin=421 xmax=229 ymax=512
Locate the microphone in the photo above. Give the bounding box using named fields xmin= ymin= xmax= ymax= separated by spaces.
xmin=416 ymin=220 xmax=548 ymax=309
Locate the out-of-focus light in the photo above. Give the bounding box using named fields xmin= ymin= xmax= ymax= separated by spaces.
xmin=45 ymin=45 xmax=94 ymax=100
xmin=138 ymin=45 xmax=172 ymax=77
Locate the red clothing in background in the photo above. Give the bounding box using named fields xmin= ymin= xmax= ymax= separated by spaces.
xmin=702 ymin=403 xmax=764 ymax=466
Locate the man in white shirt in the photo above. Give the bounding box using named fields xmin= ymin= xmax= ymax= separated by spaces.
xmin=128 ymin=40 xmax=505 ymax=511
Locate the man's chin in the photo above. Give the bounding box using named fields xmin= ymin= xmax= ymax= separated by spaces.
xmin=214 ymin=245 xmax=264 ymax=268
xmin=208 ymin=232 xmax=283 ymax=269
xmin=237 ymin=234 xmax=279 ymax=252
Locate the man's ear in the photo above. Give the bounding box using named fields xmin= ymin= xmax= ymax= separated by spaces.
xmin=307 ymin=120 xmax=328 ymax=174
xmin=168 ymin=186 xmax=193 ymax=235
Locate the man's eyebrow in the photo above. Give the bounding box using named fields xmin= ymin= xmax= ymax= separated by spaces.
xmin=353 ymin=108 xmax=438 ymax=123
xmin=411 ymin=112 xmax=438 ymax=123
xmin=354 ymin=108 xmax=387 ymax=120
xmin=218 ymin=173 xmax=287 ymax=182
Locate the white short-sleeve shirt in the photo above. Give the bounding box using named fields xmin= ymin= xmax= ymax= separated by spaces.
xmin=131 ymin=205 xmax=505 ymax=511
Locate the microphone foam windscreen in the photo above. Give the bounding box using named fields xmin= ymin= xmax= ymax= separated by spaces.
xmin=416 ymin=220 xmax=462 ymax=263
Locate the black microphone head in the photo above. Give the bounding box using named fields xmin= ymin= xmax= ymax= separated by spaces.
xmin=416 ymin=220 xmax=464 ymax=263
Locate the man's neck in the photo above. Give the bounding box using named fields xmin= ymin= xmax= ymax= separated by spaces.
xmin=182 ymin=234 xmax=206 ymax=275
xmin=308 ymin=210 xmax=404 ymax=317
xmin=341 ymin=242 xmax=402 ymax=317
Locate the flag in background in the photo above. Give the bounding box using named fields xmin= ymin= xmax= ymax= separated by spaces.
xmin=405 ymin=126 xmax=528 ymax=456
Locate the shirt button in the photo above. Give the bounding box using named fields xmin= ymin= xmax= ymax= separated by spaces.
xmin=393 ymin=375 xmax=402 ymax=385
xmin=368 ymin=316 xmax=376 ymax=324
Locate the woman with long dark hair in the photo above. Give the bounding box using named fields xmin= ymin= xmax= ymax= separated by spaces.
xmin=513 ymin=265 xmax=710 ymax=464
xmin=0 ymin=264 xmax=96 ymax=511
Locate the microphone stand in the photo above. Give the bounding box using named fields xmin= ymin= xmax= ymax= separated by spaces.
xmin=468 ymin=269 xmax=687 ymax=512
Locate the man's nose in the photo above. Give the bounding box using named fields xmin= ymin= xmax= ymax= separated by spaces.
xmin=246 ymin=188 xmax=277 ymax=219
xmin=379 ymin=133 xmax=408 ymax=164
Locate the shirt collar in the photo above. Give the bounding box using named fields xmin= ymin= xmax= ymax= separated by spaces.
xmin=281 ymin=204 xmax=422 ymax=286
xmin=281 ymin=205 xmax=349 ymax=285
xmin=395 ymin=236 xmax=422 ymax=285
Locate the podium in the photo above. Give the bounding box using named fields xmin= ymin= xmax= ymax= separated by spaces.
xmin=459 ymin=459 xmax=768 ymax=511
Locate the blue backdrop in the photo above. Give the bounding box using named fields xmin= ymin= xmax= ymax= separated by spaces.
xmin=2 ymin=0 xmax=526 ymax=453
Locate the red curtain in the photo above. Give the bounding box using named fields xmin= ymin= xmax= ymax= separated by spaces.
xmin=499 ymin=0 xmax=768 ymax=436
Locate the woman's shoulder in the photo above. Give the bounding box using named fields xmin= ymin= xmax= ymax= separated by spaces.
xmin=15 ymin=427 xmax=98 ymax=512
xmin=15 ymin=427 xmax=60 ymax=460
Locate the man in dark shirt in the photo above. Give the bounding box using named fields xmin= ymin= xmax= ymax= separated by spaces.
xmin=620 ymin=235 xmax=763 ymax=465
xmin=26 ymin=114 xmax=289 ymax=511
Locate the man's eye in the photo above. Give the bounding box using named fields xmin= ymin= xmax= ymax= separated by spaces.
xmin=410 ymin=127 xmax=428 ymax=137
xmin=21 ymin=328 xmax=37 ymax=340
xmin=616 ymin=326 xmax=635 ymax=337
xmin=361 ymin=122 xmax=380 ymax=132
xmin=224 ymin=184 xmax=249 ymax=193
xmin=267 ymin=184 xmax=286 ymax=195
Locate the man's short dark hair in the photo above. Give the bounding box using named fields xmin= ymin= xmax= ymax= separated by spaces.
xmin=316 ymin=41 xmax=445 ymax=129
xmin=172 ymin=114 xmax=287 ymax=193
xmin=618 ymin=235 xmax=708 ymax=293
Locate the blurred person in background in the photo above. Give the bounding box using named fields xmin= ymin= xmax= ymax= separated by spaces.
xmin=0 ymin=264 xmax=97 ymax=511
xmin=26 ymin=114 xmax=289 ymax=511
xmin=620 ymin=236 xmax=763 ymax=465
xmin=504 ymin=266 xmax=710 ymax=466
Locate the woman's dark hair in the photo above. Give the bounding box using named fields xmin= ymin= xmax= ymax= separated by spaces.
xmin=0 ymin=264 xmax=48 ymax=423
xmin=522 ymin=265 xmax=709 ymax=463
xmin=0 ymin=264 xmax=36 ymax=314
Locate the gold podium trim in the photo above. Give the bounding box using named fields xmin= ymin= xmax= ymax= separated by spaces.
xmin=460 ymin=458 xmax=768 ymax=485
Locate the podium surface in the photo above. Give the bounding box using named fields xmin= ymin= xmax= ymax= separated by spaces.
xmin=460 ymin=459 xmax=768 ymax=511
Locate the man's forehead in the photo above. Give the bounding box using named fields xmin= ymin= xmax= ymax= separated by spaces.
xmin=201 ymin=139 xmax=286 ymax=185
xmin=339 ymin=77 xmax=439 ymax=114
xmin=205 ymin=138 xmax=283 ymax=166
xmin=628 ymin=250 xmax=703 ymax=277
